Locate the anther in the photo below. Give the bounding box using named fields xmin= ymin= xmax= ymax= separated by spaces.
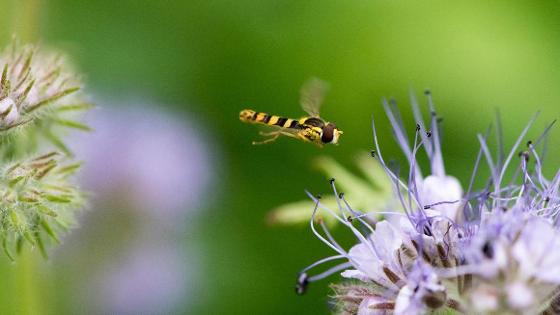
xmin=424 ymin=89 xmax=431 ymax=96
xmin=437 ymin=117 xmax=444 ymax=123
xmin=423 ymin=225 xmax=433 ymax=237
xmin=383 ymin=266 xmax=402 ymax=284
xmin=426 ymin=131 xmax=432 ymax=138
xmin=370 ymin=150 xmax=376 ymax=158
xmin=338 ymin=192 xmax=344 ymax=199
xmin=482 ymin=241 xmax=494 ymax=259
xmin=347 ymin=216 xmax=353 ymax=222
xmin=389 ymin=98 xmax=397 ymax=106
xmin=295 ymin=273 xmax=309 ymax=295
xmin=316 ymin=194 xmax=322 ymax=200
xmin=416 ymin=123 xmax=421 ymax=131
xmin=329 ymin=178 xmax=335 ymax=184
xmin=527 ymin=140 xmax=533 ymax=147
xmin=423 ymin=205 xmax=431 ymax=210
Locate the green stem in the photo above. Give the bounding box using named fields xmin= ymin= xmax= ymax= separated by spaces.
xmin=9 ymin=2 xmax=44 ymax=314
xmin=13 ymin=250 xmax=41 ymax=315
xmin=13 ymin=0 xmax=43 ymax=42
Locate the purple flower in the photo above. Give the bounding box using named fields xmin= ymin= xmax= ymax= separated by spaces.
xmin=70 ymin=102 xmax=215 ymax=222
xmin=295 ymin=91 xmax=560 ymax=314
xmin=60 ymin=101 xmax=216 ymax=313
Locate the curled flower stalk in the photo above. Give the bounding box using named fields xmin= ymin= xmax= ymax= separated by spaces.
xmin=0 ymin=40 xmax=90 ymax=259
xmin=295 ymin=91 xmax=560 ymax=314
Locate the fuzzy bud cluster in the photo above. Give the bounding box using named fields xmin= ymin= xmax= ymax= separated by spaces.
xmin=0 ymin=40 xmax=90 ymax=259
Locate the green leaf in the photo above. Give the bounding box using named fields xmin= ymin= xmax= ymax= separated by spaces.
xmin=43 ymin=130 xmax=71 ymax=156
xmin=8 ymin=175 xmax=25 ymax=187
xmin=16 ymin=236 xmax=24 ymax=254
xmin=55 ymin=163 xmax=82 ymax=175
xmin=10 ymin=209 xmax=21 ymax=230
xmin=34 ymin=231 xmax=48 ymax=259
xmin=25 ymin=86 xmax=80 ymax=113
xmin=314 ymin=156 xmax=373 ymax=198
xmin=23 ymin=231 xmax=35 ymax=245
xmin=355 ymin=153 xmax=392 ymax=193
xmin=37 ymin=205 xmax=58 ymax=217
xmin=267 ymin=154 xmax=395 ymax=227
xmin=44 ymin=194 xmax=72 ymax=203
xmin=2 ymin=237 xmax=14 ymax=262
xmin=267 ymin=198 xmax=338 ymax=227
xmin=52 ymin=119 xmax=92 ymax=131
xmin=40 ymin=219 xmax=59 ymax=243
xmin=55 ymin=103 xmax=95 ymax=112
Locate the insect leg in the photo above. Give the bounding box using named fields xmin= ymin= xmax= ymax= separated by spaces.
xmin=259 ymin=131 xmax=280 ymax=137
xmin=252 ymin=133 xmax=280 ymax=145
xmin=253 ymin=135 xmax=279 ymax=145
xmin=253 ymin=130 xmax=300 ymax=145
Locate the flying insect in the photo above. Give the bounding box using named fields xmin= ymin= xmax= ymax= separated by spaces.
xmin=239 ymin=78 xmax=343 ymax=147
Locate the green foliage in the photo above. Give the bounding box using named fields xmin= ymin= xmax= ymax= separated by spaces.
xmin=268 ymin=152 xmax=394 ymax=226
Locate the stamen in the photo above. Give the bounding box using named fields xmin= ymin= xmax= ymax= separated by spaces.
xmin=307 ymin=194 xmax=347 ymax=256
xmin=308 ymin=262 xmax=353 ymax=282
xmin=295 ymin=272 xmax=308 ymax=295
xmin=425 ymin=91 xmax=445 ymax=176
xmin=496 ymin=113 xmax=539 ymax=201
xmin=330 ymin=178 xmax=350 ymax=221
xmin=410 ymin=90 xmax=434 ymax=162
xmin=534 ymin=119 xmax=556 ymax=165
xmin=339 ymin=193 xmax=375 ymax=235
xmin=307 ymin=192 xmax=378 ymax=257
xmin=463 ymin=126 xmax=491 ymax=219
xmin=371 ymin=115 xmax=422 ymax=216
xmin=424 ymin=199 xmax=460 ymax=209
xmin=477 ymin=134 xmax=499 ymax=209
xmin=382 ymin=98 xmax=422 ymax=179
xmin=528 ymin=142 xmax=547 ymax=190
xmin=408 ymin=126 xmax=427 ymax=216
xmin=301 ymin=254 xmax=346 ymax=274
xmin=319 ymin=220 xmax=344 ymax=253
xmin=495 ymin=110 xmax=505 ymax=171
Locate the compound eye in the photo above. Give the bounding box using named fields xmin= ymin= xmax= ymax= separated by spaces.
xmin=321 ymin=124 xmax=335 ymax=143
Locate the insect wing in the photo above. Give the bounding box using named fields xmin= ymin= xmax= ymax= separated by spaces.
xmin=300 ymin=77 xmax=329 ymax=117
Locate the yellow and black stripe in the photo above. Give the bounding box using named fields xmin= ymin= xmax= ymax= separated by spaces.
xmin=239 ymin=109 xmax=301 ymax=129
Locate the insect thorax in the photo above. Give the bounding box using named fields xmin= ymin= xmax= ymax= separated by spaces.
xmin=301 ymin=117 xmax=325 ymax=128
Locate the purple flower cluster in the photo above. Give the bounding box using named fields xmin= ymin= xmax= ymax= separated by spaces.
xmin=297 ymin=92 xmax=560 ymax=314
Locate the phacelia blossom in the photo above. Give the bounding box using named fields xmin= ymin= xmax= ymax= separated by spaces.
xmin=296 ymin=91 xmax=560 ymax=314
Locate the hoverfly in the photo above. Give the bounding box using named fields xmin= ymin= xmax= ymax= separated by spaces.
xmin=239 ymin=78 xmax=343 ymax=147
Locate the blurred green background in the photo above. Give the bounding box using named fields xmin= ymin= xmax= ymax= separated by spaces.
xmin=1 ymin=0 xmax=560 ymax=314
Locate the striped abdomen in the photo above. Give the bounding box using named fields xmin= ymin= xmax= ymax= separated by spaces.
xmin=239 ymin=109 xmax=301 ymax=129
